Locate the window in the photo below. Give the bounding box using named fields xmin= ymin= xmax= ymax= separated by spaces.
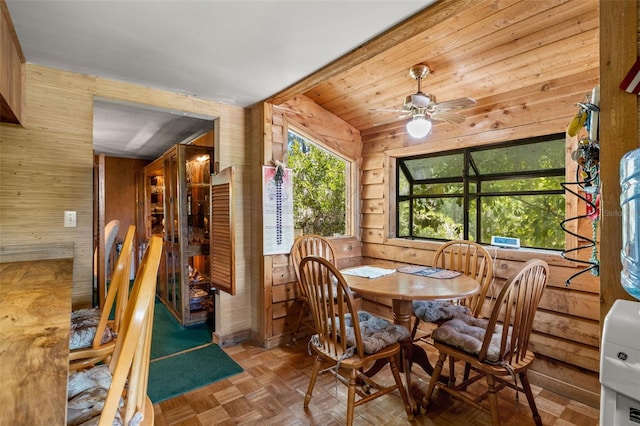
xmin=288 ymin=129 xmax=349 ymax=237
xmin=396 ymin=134 xmax=566 ymax=250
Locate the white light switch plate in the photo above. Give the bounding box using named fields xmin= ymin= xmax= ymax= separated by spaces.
xmin=64 ymin=211 xmax=77 ymax=227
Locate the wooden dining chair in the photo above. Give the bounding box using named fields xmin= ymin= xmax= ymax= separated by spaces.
xmin=412 ymin=240 xmax=494 ymax=340
xmin=69 ymin=225 xmax=136 ymax=371
xmin=299 ymin=255 xmax=413 ymax=425
xmin=290 ymin=234 xmax=337 ymax=340
xmin=66 ymin=235 xmax=163 ymax=426
xmin=420 ymin=259 xmax=549 ymax=426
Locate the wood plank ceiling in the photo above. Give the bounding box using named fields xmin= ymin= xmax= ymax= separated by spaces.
xmin=266 ymin=0 xmax=599 ymax=139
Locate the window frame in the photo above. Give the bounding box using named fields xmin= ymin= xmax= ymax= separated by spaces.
xmin=395 ymin=133 xmax=567 ymax=250
xmin=284 ymin=123 xmax=356 ymax=238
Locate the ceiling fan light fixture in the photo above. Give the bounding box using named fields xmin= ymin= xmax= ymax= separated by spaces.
xmin=406 ymin=115 xmax=432 ymax=138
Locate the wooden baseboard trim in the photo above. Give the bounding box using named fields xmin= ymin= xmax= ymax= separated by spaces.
xmin=528 ymin=369 xmax=600 ymax=408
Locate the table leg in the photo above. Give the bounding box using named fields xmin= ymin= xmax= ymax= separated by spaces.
xmin=391 ymin=299 xmax=413 ymax=329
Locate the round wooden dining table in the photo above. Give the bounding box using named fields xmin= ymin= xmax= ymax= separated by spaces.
xmin=342 ymin=265 xmax=480 ymax=330
xmin=341 ymin=265 xmax=480 ymax=411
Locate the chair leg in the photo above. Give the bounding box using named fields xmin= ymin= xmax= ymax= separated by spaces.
xmin=420 ymin=351 xmax=447 ymax=414
xmin=411 ymin=316 xmax=421 ymax=340
xmin=304 ymin=356 xmax=322 ymax=408
xmin=292 ymin=299 xmax=307 ymax=342
xmin=486 ymin=374 xmax=500 ymax=425
xmin=448 ymin=356 xmax=457 ymax=388
xmin=519 ymin=372 xmax=542 ymax=426
xmin=452 ymin=361 xmax=473 ymax=391
xmin=387 ymin=355 xmax=414 ymax=420
xmin=346 ymin=369 xmax=357 ymax=426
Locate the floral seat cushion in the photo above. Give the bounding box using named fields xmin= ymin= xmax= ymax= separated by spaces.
xmin=412 ymin=300 xmax=471 ymax=323
xmin=70 ymin=308 xmax=116 ymax=350
xmin=431 ymin=314 xmax=505 ymax=363
xmin=342 ymin=311 xmax=410 ymax=354
xmin=67 ymin=364 xmax=142 ymax=426
xmin=67 ymin=365 xmax=118 ymax=426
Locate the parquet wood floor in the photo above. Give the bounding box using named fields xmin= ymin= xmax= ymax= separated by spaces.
xmin=153 ymin=340 xmax=599 ymax=425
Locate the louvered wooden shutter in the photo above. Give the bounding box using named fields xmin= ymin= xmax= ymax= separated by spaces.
xmin=210 ymin=166 xmax=235 ymax=295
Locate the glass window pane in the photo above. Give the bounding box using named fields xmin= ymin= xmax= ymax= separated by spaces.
xmin=482 ymin=176 xmax=565 ymax=193
xmin=480 ymin=194 xmax=565 ymax=249
xmin=288 ymin=130 xmax=347 ymax=236
xmin=411 ymin=197 xmax=464 ymax=239
xmin=395 ymin=134 xmax=566 ymax=250
xmin=398 ymin=200 xmax=410 ymax=237
xmin=399 ymin=170 xmax=410 ymax=196
xmin=414 ymin=182 xmax=464 ymax=195
xmin=468 ymin=198 xmax=477 ymax=242
xmin=402 ymin=152 xmax=464 ymax=180
xmin=472 ymin=138 xmax=565 ymax=175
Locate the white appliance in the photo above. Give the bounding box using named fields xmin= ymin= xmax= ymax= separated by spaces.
xmin=600 ymin=299 xmax=640 ymax=425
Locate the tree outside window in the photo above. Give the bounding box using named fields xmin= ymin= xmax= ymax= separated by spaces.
xmin=288 ymin=130 xmax=347 ymax=237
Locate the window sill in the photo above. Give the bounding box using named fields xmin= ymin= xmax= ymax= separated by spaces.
xmin=382 ymin=237 xmax=577 ymax=268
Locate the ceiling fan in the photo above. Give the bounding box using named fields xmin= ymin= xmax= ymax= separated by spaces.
xmin=371 ymin=64 xmax=476 ymax=138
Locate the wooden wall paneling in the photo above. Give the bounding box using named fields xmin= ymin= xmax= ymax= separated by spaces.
xmin=277 ymin=96 xmax=362 ymax=159
xmin=258 ymin=100 xmax=363 ymax=345
xmin=272 ymin=300 xmax=298 ymax=319
xmin=532 ymin=310 xmax=599 ymax=349
xmin=361 ymin=153 xmax=385 ymax=170
xmin=599 ymin=0 xmax=638 ymax=327
xmin=271 ymin=258 xmax=296 ymax=286
xmin=529 ymin=355 xmax=600 ymax=408
xmin=360 ymin=297 xmax=393 ymax=319
xmin=529 ymin=332 xmax=600 ymax=373
xmin=248 ymin=104 xmax=268 ymax=344
xmin=361 ymin=182 xmax=384 ymax=200
xmin=538 ymin=288 xmax=600 ymax=321
xmin=329 ymin=237 xmax=362 ymax=260
xmin=546 ymin=267 xmax=600 ymax=293
xmin=262 ymin=256 xmax=273 ymax=345
xmin=362 ymin=199 xmax=384 ymax=215
xmin=361 ymin=168 xmax=384 ymax=185
xmin=361 ymin=212 xmax=384 ymax=230
xmin=362 ymin=243 xmax=436 ymax=267
xmin=271 ymin=283 xmax=297 ymax=306
xmin=0 ymin=66 xmax=95 ymax=306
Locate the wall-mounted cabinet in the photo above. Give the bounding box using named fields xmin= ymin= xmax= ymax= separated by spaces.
xmin=143 ymin=143 xmax=215 ymax=326
xmin=1 ymin=2 xmax=25 ymax=124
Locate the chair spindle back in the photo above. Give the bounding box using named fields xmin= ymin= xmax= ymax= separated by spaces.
xmin=433 ymin=240 xmax=494 ymax=316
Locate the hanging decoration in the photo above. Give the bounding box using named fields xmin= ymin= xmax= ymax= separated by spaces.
xmin=262 ymin=162 xmax=294 ymax=255
xmin=619 ymin=57 xmax=640 ymax=95
xmin=560 ymin=86 xmax=600 ymax=286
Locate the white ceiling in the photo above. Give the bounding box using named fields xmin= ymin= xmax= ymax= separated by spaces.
xmin=7 ymin=0 xmax=434 ymax=159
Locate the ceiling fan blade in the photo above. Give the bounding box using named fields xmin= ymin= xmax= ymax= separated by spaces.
xmin=430 ymin=111 xmax=467 ymax=124
xmin=433 ymin=97 xmax=476 ymax=111
xmin=373 ymin=114 xmax=411 ymax=126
